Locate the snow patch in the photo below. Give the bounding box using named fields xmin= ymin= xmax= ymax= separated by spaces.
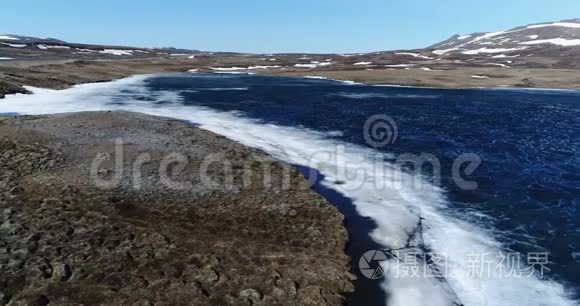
xmin=211 ymin=67 xmax=247 ymax=71
xmin=247 ymin=65 xmax=282 ymax=70
xmin=462 ymin=47 xmax=527 ymax=55
xmin=339 ymin=80 xmax=363 ymax=85
xmin=353 ymin=62 xmax=373 ymax=66
xmin=294 ymin=63 xmax=318 ymax=68
xmin=40 ymin=45 xmax=71 ymax=49
xmin=433 ymin=48 xmax=460 ymax=55
xmin=485 ymin=63 xmax=510 ymax=68
xmin=395 ymin=52 xmax=434 ymax=60
xmin=520 ymin=38 xmax=580 ymax=47
xmin=98 ymin=49 xmax=134 ymax=56
xmin=385 ymin=64 xmax=413 ymax=68
xmin=304 ymin=76 xmax=328 ymax=80
xmin=1 ymin=43 xmax=26 ymax=48
xmin=0 ymin=35 xmax=18 ymax=40
xmin=214 ymin=71 xmax=255 ymax=75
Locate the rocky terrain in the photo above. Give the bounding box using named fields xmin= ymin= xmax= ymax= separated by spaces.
xmin=1 ymin=18 xmax=580 ymax=92
xmin=0 ymin=111 xmax=353 ymax=305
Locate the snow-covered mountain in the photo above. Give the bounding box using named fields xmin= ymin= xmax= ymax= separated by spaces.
xmin=429 ymin=19 xmax=580 ymax=56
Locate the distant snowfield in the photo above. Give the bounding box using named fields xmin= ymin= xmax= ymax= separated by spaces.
xmin=0 ymin=57 xmax=13 ymax=60
xmin=36 ymin=44 xmax=70 ymax=49
xmin=520 ymin=38 xmax=580 ymax=47
xmin=0 ymin=35 xmax=18 ymax=40
xmin=247 ymin=65 xmax=282 ymax=69
xmin=438 ymin=20 xmax=580 ymax=56
xmin=462 ymin=47 xmax=527 ymax=55
xmin=353 ymin=61 xmax=373 ymax=66
xmin=99 ymin=49 xmax=134 ymax=56
xmin=385 ymin=64 xmax=413 ymax=68
xmin=1 ymin=43 xmax=26 ymax=48
xmin=294 ymin=63 xmax=318 ymax=68
xmin=303 ymin=75 xmax=328 ymax=79
xmin=485 ymin=63 xmax=510 ymax=68
xmin=210 ymin=67 xmax=247 ymax=71
xmin=419 ymin=67 xmax=444 ymax=72
xmin=433 ymin=48 xmax=460 ymax=55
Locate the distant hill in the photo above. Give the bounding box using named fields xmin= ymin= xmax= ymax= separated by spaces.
xmin=427 ymin=19 xmax=580 ymax=59
xmin=0 ymin=34 xmax=199 ymax=59
xmin=1 ymin=18 xmax=580 ymax=70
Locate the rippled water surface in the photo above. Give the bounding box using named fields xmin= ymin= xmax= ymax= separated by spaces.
xmin=146 ymin=74 xmax=580 ymax=303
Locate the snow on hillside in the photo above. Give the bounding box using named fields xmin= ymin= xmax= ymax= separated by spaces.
xmin=0 ymin=35 xmax=18 ymax=40
xmin=98 ymin=49 xmax=134 ymax=56
xmin=430 ymin=19 xmax=580 ymax=56
xmin=1 ymin=43 xmax=26 ymax=48
xmin=520 ymin=38 xmax=580 ymax=46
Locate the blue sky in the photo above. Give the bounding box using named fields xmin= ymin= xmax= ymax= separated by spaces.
xmin=1 ymin=0 xmax=579 ymax=53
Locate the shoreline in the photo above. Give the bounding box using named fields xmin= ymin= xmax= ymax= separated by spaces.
xmin=1 ymin=58 xmax=580 ymax=100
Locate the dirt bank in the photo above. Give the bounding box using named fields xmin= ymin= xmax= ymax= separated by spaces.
xmin=0 ymin=111 xmax=353 ymax=305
